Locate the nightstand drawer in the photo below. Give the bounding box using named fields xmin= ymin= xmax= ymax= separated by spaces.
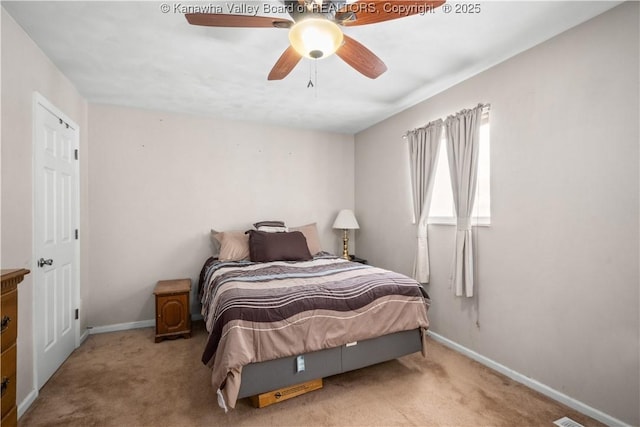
xmin=1 ymin=289 xmax=17 ymax=353
xmin=1 ymin=344 xmax=17 ymax=420
xmin=1 ymin=405 xmax=16 ymax=427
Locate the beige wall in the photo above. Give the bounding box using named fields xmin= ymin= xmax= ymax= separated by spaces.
xmin=1 ymin=7 xmax=90 ymax=409
xmin=87 ymin=104 xmax=354 ymax=327
xmin=354 ymin=3 xmax=639 ymax=425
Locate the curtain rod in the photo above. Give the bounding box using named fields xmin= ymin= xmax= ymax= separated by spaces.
xmin=402 ymin=103 xmax=491 ymax=139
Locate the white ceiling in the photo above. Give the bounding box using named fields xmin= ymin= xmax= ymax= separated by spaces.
xmin=2 ymin=1 xmax=621 ymax=133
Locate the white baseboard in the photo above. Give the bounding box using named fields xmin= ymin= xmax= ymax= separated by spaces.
xmin=427 ymin=331 xmax=629 ymax=427
xmin=88 ymin=319 xmax=155 ymax=335
xmin=17 ymin=389 xmax=38 ymax=419
xmin=88 ymin=314 xmax=203 ymax=336
xmin=79 ymin=328 xmax=90 ymax=344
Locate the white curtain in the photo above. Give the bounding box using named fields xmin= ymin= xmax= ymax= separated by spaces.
xmin=445 ymin=104 xmax=484 ymax=297
xmin=407 ymin=119 xmax=443 ymax=283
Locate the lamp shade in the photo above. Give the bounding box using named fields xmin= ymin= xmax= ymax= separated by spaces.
xmin=288 ymin=18 xmax=344 ymax=59
xmin=332 ymin=209 xmax=360 ymax=230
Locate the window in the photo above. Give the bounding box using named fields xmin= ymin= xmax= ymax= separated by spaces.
xmin=428 ymin=117 xmax=490 ymax=225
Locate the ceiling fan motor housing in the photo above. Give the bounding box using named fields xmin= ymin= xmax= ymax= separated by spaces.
xmin=284 ymin=0 xmax=347 ymax=22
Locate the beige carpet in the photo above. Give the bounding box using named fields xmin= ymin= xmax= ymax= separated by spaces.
xmin=19 ymin=322 xmax=602 ymax=427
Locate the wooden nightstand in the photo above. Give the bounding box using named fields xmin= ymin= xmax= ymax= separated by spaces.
xmin=154 ymin=278 xmax=191 ymax=343
xmin=349 ymin=255 xmax=368 ymax=265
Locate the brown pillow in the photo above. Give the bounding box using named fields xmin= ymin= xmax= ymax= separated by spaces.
xmin=290 ymin=223 xmax=322 ymax=255
xmin=215 ymin=231 xmax=250 ymax=261
xmin=248 ymin=230 xmax=312 ymax=262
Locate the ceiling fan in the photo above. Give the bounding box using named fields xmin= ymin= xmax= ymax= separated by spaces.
xmin=185 ymin=0 xmax=445 ymax=80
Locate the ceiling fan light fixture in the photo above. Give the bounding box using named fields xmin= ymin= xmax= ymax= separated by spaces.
xmin=288 ymin=18 xmax=344 ymax=59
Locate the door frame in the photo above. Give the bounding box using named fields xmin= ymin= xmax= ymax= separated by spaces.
xmin=31 ymin=92 xmax=81 ymax=390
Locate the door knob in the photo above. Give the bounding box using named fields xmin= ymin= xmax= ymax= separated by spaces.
xmin=37 ymin=258 xmax=53 ymax=267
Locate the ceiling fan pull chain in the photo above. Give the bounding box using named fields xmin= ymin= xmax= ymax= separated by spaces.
xmin=307 ymin=60 xmax=314 ymax=89
xmin=306 ymin=60 xmax=318 ymax=97
xmin=314 ymin=60 xmax=318 ymax=98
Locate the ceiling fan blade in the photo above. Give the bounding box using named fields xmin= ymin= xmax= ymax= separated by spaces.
xmin=337 ymin=1 xmax=445 ymax=26
xmin=268 ymin=46 xmax=303 ymax=80
xmin=336 ymin=35 xmax=387 ymax=79
xmin=185 ymin=13 xmax=293 ymax=28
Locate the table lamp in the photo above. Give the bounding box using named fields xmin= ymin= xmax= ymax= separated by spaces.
xmin=332 ymin=209 xmax=360 ymax=260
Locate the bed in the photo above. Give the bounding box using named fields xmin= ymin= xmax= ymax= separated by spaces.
xmin=198 ymin=226 xmax=430 ymax=411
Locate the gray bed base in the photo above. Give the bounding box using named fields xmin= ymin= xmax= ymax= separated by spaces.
xmin=237 ymin=328 xmax=422 ymax=399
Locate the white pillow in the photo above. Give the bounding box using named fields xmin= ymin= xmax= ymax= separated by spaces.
xmin=256 ymin=225 xmax=289 ymax=233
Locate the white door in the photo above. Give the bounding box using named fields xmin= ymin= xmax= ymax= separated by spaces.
xmin=33 ymin=94 xmax=79 ymax=388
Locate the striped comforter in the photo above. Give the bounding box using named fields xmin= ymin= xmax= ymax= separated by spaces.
xmin=199 ymin=254 xmax=430 ymax=410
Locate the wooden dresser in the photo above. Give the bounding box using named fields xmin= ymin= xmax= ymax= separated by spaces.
xmin=1 ymin=269 xmax=29 ymax=427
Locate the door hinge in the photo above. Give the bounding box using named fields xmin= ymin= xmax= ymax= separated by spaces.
xmin=74 ymin=149 xmax=78 ymax=160
xmin=75 ymin=229 xmax=79 ymax=240
xmin=75 ymin=308 xmax=79 ymax=320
